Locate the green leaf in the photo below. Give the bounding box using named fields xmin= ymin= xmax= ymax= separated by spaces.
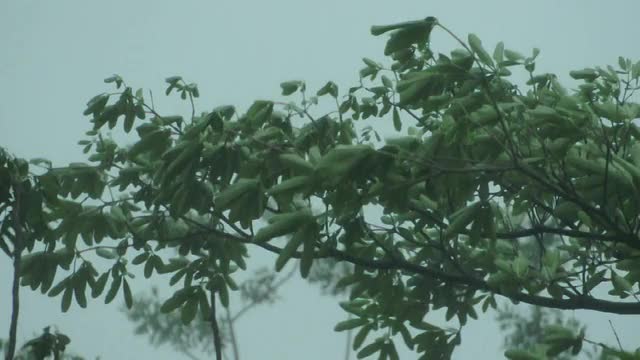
xmin=584 ymin=270 xmax=606 ymax=294
xmin=279 ymin=153 xmax=315 ymax=175
xmin=254 ymin=210 xmax=314 ymax=242
xmin=144 ymin=256 xmax=155 ymax=279
xmin=315 ymin=145 xmax=373 ymax=183
xmin=503 ymin=49 xmax=525 ymax=62
xmin=493 ymin=41 xmax=504 ymax=63
xmin=104 ymin=274 xmax=121 ymax=304
xmin=61 ymin=287 xmax=73 ymax=312
xmin=363 ymin=58 xmax=380 ymax=69
xmin=267 ymin=176 xmax=311 ymax=196
xmin=512 ymin=255 xmax=530 ymax=278
xmin=128 ymin=129 xmax=168 ymax=158
xmin=612 ymin=273 xmax=633 ymax=292
xmin=48 ymin=278 xmax=68 ymax=298
xmin=131 ymin=253 xmax=149 ymax=265
xmin=299 ymin=226 xmax=316 ymax=279
xmin=181 ymin=296 xmax=199 ymax=324
xmin=281 ymin=81 xmax=304 ymax=96
xmin=218 ymin=283 xmax=230 ymax=308
xmin=317 ymin=81 xmax=339 ymax=98
xmin=123 ymin=278 xmax=133 ymax=309
xmin=383 ymin=19 xmax=436 ymax=56
xmin=73 ymin=278 xmax=87 ymax=308
xmin=444 ymin=202 xmax=481 ymax=239
xmin=96 ymin=248 xmax=117 ymax=259
xmin=275 ymin=227 xmax=306 ymax=271
xmin=468 ymin=34 xmax=494 ymax=67
xmin=392 ymin=107 xmax=402 ymax=131
xmin=161 ymin=289 xmax=190 ymax=314
xmin=386 ymin=342 xmax=399 ymax=360
xmin=123 ymin=111 xmax=135 ymax=133
xmin=198 ymin=288 xmax=211 ymax=319
xmin=215 ymin=179 xmax=260 ymax=210
xmin=91 ymin=272 xmax=108 ymax=298
xmin=357 ymin=340 xmax=384 ymax=359
xmin=504 ymin=349 xmax=540 ymax=360
xmin=335 ymin=318 xmax=368 ymax=332
xmin=83 ymin=94 xmax=109 ymax=116
xmin=245 ymin=100 xmax=274 ymax=127
xmin=371 ymin=17 xmax=437 ymax=36
xmin=353 ymin=324 xmax=372 ymax=350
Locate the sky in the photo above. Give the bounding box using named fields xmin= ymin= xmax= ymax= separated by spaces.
xmin=2 ymin=1 xmax=640 ymax=359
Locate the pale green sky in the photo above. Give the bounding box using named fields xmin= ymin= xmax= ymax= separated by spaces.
xmin=2 ymin=1 xmax=640 ymax=359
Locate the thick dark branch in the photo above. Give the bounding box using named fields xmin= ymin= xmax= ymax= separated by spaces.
xmin=324 ymin=248 xmax=640 ymax=315
xmin=209 ymin=291 xmax=223 ymax=360
xmin=259 ymin=239 xmax=640 ymax=315
xmin=194 ymin=219 xmax=640 ymax=315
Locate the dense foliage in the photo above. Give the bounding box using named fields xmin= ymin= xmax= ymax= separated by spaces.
xmin=3 ymin=16 xmax=640 ymax=359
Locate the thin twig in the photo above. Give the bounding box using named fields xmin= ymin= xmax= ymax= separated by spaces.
xmin=608 ymin=319 xmax=623 ymax=351
xmin=225 ymin=307 xmax=240 ymax=360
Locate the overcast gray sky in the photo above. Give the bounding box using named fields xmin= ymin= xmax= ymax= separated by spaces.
xmin=2 ymin=1 xmax=640 ymax=359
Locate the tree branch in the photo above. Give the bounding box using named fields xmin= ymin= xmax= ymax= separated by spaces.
xmin=209 ymin=291 xmax=223 ymax=360
xmin=182 ymin=213 xmax=640 ymax=315
xmin=5 ymin=182 xmax=23 ymax=360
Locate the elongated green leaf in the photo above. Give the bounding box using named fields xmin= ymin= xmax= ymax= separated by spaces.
xmin=198 ymin=289 xmax=211 ymax=319
xmin=392 ymin=107 xmax=402 ymax=131
xmin=96 ymin=248 xmax=117 ymax=259
xmin=444 ymin=202 xmax=481 ymax=239
xmin=267 ymin=176 xmax=311 ymax=196
xmin=281 ymin=81 xmax=304 ymax=96
xmin=371 ymin=18 xmax=436 ymax=36
xmin=353 ymin=324 xmax=372 ymax=350
xmin=48 ymin=278 xmax=68 ymax=298
xmin=91 ymin=272 xmax=109 ymax=298
xmin=315 ymin=145 xmax=373 ymax=182
xmin=279 ymin=153 xmax=314 ymax=175
xmin=254 ymin=210 xmax=314 ymax=242
xmin=468 ymin=34 xmax=494 ymax=67
xmin=357 ymin=340 xmax=384 ymax=359
xmin=104 ymin=274 xmax=121 ymax=304
xmin=504 ymin=349 xmax=540 ymax=360
xmin=612 ymin=273 xmax=632 ymax=292
xmin=300 ymin=226 xmax=316 ymax=279
xmin=161 ymin=289 xmax=190 ymax=314
xmin=74 ymin=278 xmax=88 ymax=308
xmin=181 ymin=296 xmax=199 ymax=324
xmin=317 ymin=81 xmax=339 ymax=98
xmin=335 ymin=318 xmax=368 ymax=332
xmin=61 ymin=287 xmax=73 ymax=312
xmin=275 ymin=228 xmax=306 ymax=271
xmin=123 ymin=278 xmax=133 ymax=309
xmin=493 ymin=41 xmax=504 ymax=63
xmin=215 ymin=179 xmax=259 ymax=210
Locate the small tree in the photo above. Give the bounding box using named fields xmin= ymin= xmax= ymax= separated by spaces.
xmin=3 ymin=16 xmax=640 ymax=360
xmin=497 ymin=305 xmax=603 ymax=359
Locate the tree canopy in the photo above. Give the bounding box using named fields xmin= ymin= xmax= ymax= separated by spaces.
xmin=3 ymin=16 xmax=640 ymax=360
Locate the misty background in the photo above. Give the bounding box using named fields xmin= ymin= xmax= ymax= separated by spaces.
xmin=1 ymin=1 xmax=639 ymax=359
